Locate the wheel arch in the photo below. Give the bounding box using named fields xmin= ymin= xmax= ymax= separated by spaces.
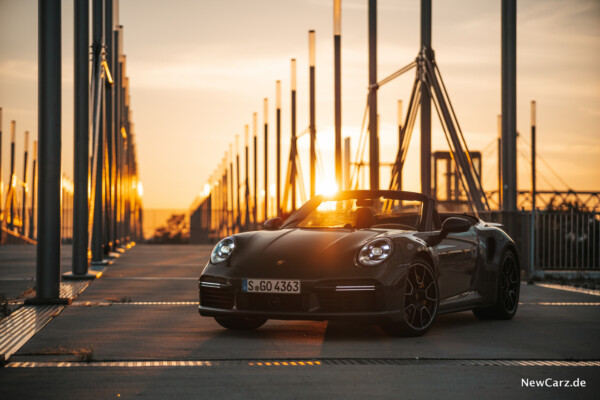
xmin=500 ymin=242 xmax=521 ymax=271
xmin=413 ymin=250 xmax=437 ymax=275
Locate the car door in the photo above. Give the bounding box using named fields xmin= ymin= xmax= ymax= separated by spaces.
xmin=436 ymin=225 xmax=479 ymax=299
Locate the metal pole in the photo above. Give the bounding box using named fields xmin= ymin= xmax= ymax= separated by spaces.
xmin=501 ymin=0 xmax=517 ymax=219
xmin=35 ymin=0 xmax=62 ymax=301
xmin=29 ymin=141 xmax=37 ymax=239
xmin=309 ymin=30 xmax=316 ymax=198
xmin=397 ymin=99 xmax=403 ymax=191
xmin=334 ymin=0 xmax=342 ymax=193
xmin=61 ymin=175 xmax=65 ymax=240
xmin=446 ymin=157 xmax=451 ymax=200
xmin=263 ymin=98 xmax=268 ymax=220
xmin=229 ymin=143 xmax=234 ymax=233
xmin=71 ymin=0 xmax=91 ymax=277
xmin=253 ymin=112 xmax=258 ymax=226
xmin=433 ymin=154 xmax=437 ymax=200
xmin=235 ymin=134 xmax=241 ymax=230
xmin=22 ymin=131 xmax=29 ymax=235
xmin=104 ymin=0 xmax=114 ymax=254
xmin=497 ymin=114 xmax=502 ymax=209
xmin=0 ymin=108 xmax=3 ymax=228
xmin=113 ymin=27 xmax=121 ymax=249
xmin=223 ymin=166 xmax=227 ymax=236
xmin=124 ymin=111 xmax=131 ymax=243
xmin=91 ymin=0 xmax=104 ymax=263
xmin=368 ymin=0 xmax=379 ymax=190
xmin=121 ymin=76 xmax=129 ymax=246
xmin=420 ymin=0 xmax=432 ymax=197
xmin=244 ymin=125 xmax=249 ymax=228
xmin=291 ymin=59 xmax=297 ymax=211
xmin=344 ymin=137 xmax=351 ymax=190
xmin=276 ymin=80 xmax=281 ymax=216
xmin=8 ymin=121 xmax=15 ymax=231
xmin=117 ymin=55 xmax=125 ymax=247
xmin=530 ymin=100 xmax=536 ymax=278
xmin=124 ymin=94 xmax=130 ymax=244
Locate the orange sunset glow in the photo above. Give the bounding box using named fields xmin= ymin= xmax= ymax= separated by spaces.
xmin=1 ymin=0 xmax=599 ymax=213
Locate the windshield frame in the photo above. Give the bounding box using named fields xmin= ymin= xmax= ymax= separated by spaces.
xmin=281 ymin=190 xmax=433 ymax=232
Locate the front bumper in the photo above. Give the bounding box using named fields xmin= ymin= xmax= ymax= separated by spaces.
xmin=198 ymin=272 xmax=408 ymax=323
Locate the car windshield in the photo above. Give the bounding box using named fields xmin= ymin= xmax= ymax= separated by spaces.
xmin=286 ymin=193 xmax=425 ymax=231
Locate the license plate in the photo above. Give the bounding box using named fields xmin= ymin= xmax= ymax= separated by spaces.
xmin=242 ymin=279 xmax=301 ymax=294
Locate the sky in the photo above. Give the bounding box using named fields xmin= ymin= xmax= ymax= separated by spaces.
xmin=0 ymin=0 xmax=599 ymax=211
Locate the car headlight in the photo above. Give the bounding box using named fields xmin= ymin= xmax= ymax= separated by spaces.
xmin=357 ymin=238 xmax=393 ymax=266
xmin=211 ymin=237 xmax=236 ymax=264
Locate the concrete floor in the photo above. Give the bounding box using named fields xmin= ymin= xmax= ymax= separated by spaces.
xmin=1 ymin=244 xmax=599 ymax=399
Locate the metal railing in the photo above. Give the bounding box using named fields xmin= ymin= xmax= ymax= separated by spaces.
xmin=534 ymin=211 xmax=600 ymax=270
xmin=479 ymin=210 xmax=600 ymax=273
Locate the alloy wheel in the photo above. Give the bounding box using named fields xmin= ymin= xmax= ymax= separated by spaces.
xmin=404 ymin=262 xmax=438 ymax=330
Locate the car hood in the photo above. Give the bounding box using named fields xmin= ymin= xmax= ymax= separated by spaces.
xmin=230 ymin=228 xmax=381 ymax=274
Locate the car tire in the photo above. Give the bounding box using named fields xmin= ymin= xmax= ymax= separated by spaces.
xmin=214 ymin=316 xmax=267 ymax=330
xmin=473 ymin=250 xmax=520 ymax=320
xmin=382 ymin=258 xmax=439 ymax=337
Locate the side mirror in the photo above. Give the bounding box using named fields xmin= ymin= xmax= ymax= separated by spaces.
xmin=263 ymin=217 xmax=283 ymax=231
xmin=440 ymin=217 xmax=471 ymax=238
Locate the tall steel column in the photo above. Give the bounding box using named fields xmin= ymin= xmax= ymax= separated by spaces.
xmin=397 ymin=100 xmax=403 ymax=190
xmin=244 ymin=125 xmax=250 ymax=227
xmin=275 ymin=81 xmax=281 ymax=216
xmin=113 ymin=26 xmax=121 ymax=249
xmin=21 ymin=132 xmax=29 ymax=235
xmin=104 ymin=0 xmax=114 ymax=253
xmin=263 ymin=98 xmax=268 ymax=220
xmin=71 ymin=0 xmax=91 ymax=277
xmin=368 ymin=0 xmax=379 ymax=190
xmin=0 ymin=108 xmax=2 ymax=223
xmin=117 ymin=54 xmax=125 ymax=246
xmin=235 ymin=134 xmax=241 ymax=229
xmin=344 ymin=137 xmax=351 ymax=190
xmin=8 ymin=121 xmax=15 ymax=231
xmin=497 ymin=114 xmax=502 ymax=209
xmin=91 ymin=0 xmax=104 ymax=263
xmin=35 ymin=0 xmax=62 ymax=301
xmin=113 ymin=19 xmax=121 ymax=241
xmin=291 ymin=59 xmax=297 ymax=210
xmin=309 ymin=30 xmax=316 ymax=198
xmin=229 ymin=144 xmax=234 ymax=233
xmin=501 ymin=0 xmax=517 ymax=214
xmin=420 ymin=0 xmax=432 ymax=197
xmin=334 ymin=0 xmax=342 ymax=193
xmin=29 ymin=141 xmax=37 ymax=239
xmin=530 ymin=100 xmax=536 ymax=277
xmin=253 ymin=113 xmax=258 ymax=226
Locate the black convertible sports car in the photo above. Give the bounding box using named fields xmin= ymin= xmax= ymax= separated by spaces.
xmin=198 ymin=190 xmax=520 ymax=336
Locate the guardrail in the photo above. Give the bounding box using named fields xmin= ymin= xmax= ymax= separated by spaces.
xmin=534 ymin=211 xmax=599 ymax=270
xmin=480 ymin=210 xmax=599 ymax=274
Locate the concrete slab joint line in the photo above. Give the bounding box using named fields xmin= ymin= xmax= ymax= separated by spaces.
xmin=536 ymin=283 xmax=600 ymax=297
xmin=4 ymin=359 xmax=600 ymax=368
xmin=0 ymin=280 xmax=91 ymax=363
xmin=0 ymin=305 xmax=64 ymax=363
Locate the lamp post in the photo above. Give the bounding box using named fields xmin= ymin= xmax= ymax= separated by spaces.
xmin=291 ymin=59 xmax=297 ymax=211
xmin=368 ymin=0 xmax=379 ymax=190
xmin=263 ymin=98 xmax=268 ymax=220
xmin=276 ymin=80 xmax=281 ymax=216
xmin=309 ymin=30 xmax=316 ymax=198
xmin=334 ymin=0 xmax=342 ymax=192
xmin=35 ymin=0 xmax=64 ymax=302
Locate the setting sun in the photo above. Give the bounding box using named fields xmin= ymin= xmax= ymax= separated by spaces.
xmin=316 ymin=179 xmax=338 ymax=197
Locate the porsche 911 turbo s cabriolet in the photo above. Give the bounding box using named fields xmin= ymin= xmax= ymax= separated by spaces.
xmin=198 ymin=190 xmax=520 ymax=336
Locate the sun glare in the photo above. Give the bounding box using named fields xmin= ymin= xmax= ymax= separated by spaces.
xmin=316 ymin=179 xmax=338 ymax=197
